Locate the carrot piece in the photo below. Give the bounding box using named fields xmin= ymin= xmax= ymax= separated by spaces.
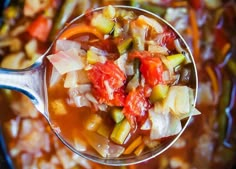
xmin=123 ymin=136 xmax=142 ymax=155
xmin=134 ymin=142 xmax=145 ymax=156
xmin=189 ymin=8 xmax=200 ymax=62
xmin=171 ymin=1 xmax=188 ymax=7
xmin=59 ymin=24 xmax=104 ymax=40
xmin=205 ymin=65 xmax=219 ymax=102
xmin=221 ymin=43 xmax=231 ymax=57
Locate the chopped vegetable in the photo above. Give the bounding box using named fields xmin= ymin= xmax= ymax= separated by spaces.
xmin=137 ymin=15 xmax=164 ymax=33
xmin=123 ymin=136 xmax=143 ymax=155
xmin=134 ymin=142 xmax=145 ymax=156
xmin=140 ymin=56 xmax=164 ymax=86
xmin=87 ymin=47 xmax=107 ymax=64
xmin=110 ymin=119 xmax=131 ymax=144
xmin=163 ymin=86 xmax=195 ymax=117
xmin=55 ymin=39 xmax=81 ymax=52
xmin=166 ymin=53 xmax=185 ymax=68
xmin=88 ymin=61 xmax=126 ymax=106
xmin=113 ymin=23 xmax=123 ymax=37
xmin=103 ymin=5 xmax=116 ymax=19
xmin=49 ymin=0 xmax=79 ymax=40
xmin=47 ymin=48 xmax=85 ymax=74
xmin=150 ymin=84 xmax=169 ymax=102
xmin=84 ymin=114 xmax=102 ymax=131
xmin=123 ymin=87 xmax=149 ymax=119
xmin=84 ymin=131 xmax=124 ymax=157
xmin=117 ymin=37 xmax=133 ymax=54
xmin=149 ymin=104 xmax=182 ymax=140
xmin=111 ymin=108 xmax=124 ymax=123
xmin=218 ymin=79 xmax=231 ymax=142
xmin=59 ymin=24 xmax=104 ymax=40
xmin=27 ymin=15 xmax=52 ymax=42
xmin=97 ymin=123 xmax=111 ymax=138
xmin=64 ymin=71 xmax=78 ymax=88
xmin=50 ymin=99 xmax=67 ymax=115
xmin=91 ymin=13 xmax=115 ymax=34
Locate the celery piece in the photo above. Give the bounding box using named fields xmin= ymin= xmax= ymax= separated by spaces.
xmin=110 ymin=119 xmax=131 ymax=144
xmin=91 ymin=13 xmax=115 ymax=34
xmin=150 ymin=84 xmax=169 ymax=102
xmin=103 ymin=5 xmax=116 ymax=19
xmin=111 ymin=108 xmax=124 ymax=123
xmin=133 ymin=36 xmax=144 ymax=51
xmin=113 ymin=23 xmax=123 ymax=37
xmin=166 ymin=53 xmax=185 ymax=68
xmin=118 ymin=38 xmax=133 ymax=54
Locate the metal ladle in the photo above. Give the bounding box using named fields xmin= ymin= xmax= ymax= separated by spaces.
xmin=0 ymin=5 xmax=198 ymax=166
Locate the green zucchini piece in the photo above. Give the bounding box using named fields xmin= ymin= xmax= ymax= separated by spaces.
xmin=166 ymin=53 xmax=185 ymax=68
xmin=118 ymin=37 xmax=133 ymax=54
xmin=111 ymin=108 xmax=124 ymax=123
xmin=91 ymin=13 xmax=115 ymax=34
xmin=110 ymin=119 xmax=131 ymax=144
xmin=150 ymin=84 xmax=169 ymax=102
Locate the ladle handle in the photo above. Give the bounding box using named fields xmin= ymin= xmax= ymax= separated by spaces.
xmin=0 ymin=65 xmax=47 ymax=116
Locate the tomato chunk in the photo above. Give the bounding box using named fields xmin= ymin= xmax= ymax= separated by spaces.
xmin=27 ymin=15 xmax=52 ymax=42
xmin=88 ymin=61 xmax=126 ymax=106
xmin=123 ymin=87 xmax=149 ymax=117
xmin=156 ymin=28 xmax=177 ymax=50
xmin=140 ymin=57 xmax=164 ymax=87
xmin=129 ymin=51 xmax=152 ymax=60
xmin=123 ymin=87 xmax=150 ymax=126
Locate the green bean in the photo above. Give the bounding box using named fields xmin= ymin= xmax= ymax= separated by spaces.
xmin=227 ymin=59 xmax=236 ymax=76
xmin=218 ymin=78 xmax=231 ymax=142
xmin=49 ymin=0 xmax=78 ymax=41
xmin=140 ymin=3 xmax=166 ymax=16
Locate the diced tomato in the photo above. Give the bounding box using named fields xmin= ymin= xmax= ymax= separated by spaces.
xmin=27 ymin=15 xmax=52 ymax=42
xmin=156 ymin=27 xmax=177 ymax=50
xmin=140 ymin=57 xmax=164 ymax=87
xmin=214 ymin=28 xmax=229 ymax=50
xmin=123 ymin=87 xmax=150 ymax=126
xmin=189 ymin=0 xmax=203 ymax=10
xmin=128 ymin=51 xmax=152 ymax=60
xmin=88 ymin=61 xmax=126 ymax=106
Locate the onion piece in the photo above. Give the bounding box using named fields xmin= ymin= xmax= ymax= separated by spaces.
xmin=55 ymin=39 xmax=81 ymax=52
xmin=163 ymin=86 xmax=199 ymax=118
xmin=115 ymin=53 xmax=128 ymax=75
xmin=149 ymin=103 xmax=182 ymax=140
xmin=83 ymin=131 xmax=124 ymax=157
xmin=47 ymin=48 xmax=85 ymax=75
xmin=148 ymin=43 xmax=169 ymax=55
xmin=64 ymin=71 xmax=78 ymax=88
xmin=49 ymin=66 xmax=62 ymax=87
xmin=138 ymin=15 xmax=164 ymax=33
xmin=74 ymin=95 xmax=91 ymax=107
xmin=89 ymin=46 xmax=107 ymax=56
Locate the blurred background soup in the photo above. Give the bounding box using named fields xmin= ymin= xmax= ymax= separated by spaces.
xmin=0 ymin=0 xmax=235 ymax=169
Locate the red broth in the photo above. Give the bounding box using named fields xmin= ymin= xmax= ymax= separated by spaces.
xmin=46 ymin=6 xmax=198 ymax=158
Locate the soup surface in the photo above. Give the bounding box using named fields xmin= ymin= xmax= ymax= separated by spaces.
xmin=46 ymin=5 xmax=198 ymax=158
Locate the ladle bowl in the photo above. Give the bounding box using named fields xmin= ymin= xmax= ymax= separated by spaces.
xmin=0 ymin=5 xmax=198 ymax=166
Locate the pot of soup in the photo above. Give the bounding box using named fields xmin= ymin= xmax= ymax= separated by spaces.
xmin=0 ymin=0 xmax=235 ymax=169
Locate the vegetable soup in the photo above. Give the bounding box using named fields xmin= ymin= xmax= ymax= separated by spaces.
xmin=46 ymin=6 xmax=198 ymax=158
